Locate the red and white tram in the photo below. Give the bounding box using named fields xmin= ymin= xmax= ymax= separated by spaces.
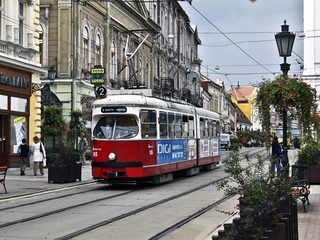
xmin=91 ymin=89 xmax=221 ymax=184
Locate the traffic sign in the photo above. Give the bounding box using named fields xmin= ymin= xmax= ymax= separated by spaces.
xmin=96 ymin=86 xmax=107 ymax=98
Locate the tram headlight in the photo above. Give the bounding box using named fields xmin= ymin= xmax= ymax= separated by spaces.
xmin=108 ymin=152 xmax=117 ymax=161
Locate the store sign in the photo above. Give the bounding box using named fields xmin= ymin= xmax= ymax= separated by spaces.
xmin=0 ymin=73 xmax=29 ymax=88
xmin=90 ymin=66 xmax=106 ymax=84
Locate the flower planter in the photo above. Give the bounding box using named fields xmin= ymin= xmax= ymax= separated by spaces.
xmin=48 ymin=165 xmax=70 ymax=183
xmin=48 ymin=161 xmax=82 ymax=183
xmin=306 ymin=165 xmax=320 ymax=184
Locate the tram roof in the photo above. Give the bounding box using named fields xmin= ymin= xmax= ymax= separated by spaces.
xmin=93 ymin=89 xmax=219 ymax=118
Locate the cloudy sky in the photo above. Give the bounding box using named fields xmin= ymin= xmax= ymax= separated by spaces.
xmin=180 ymin=0 xmax=304 ymax=89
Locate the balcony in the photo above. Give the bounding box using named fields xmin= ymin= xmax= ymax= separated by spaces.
xmin=0 ymin=40 xmax=40 ymax=65
xmin=191 ymin=94 xmax=203 ymax=107
xmin=181 ymin=89 xmax=191 ymax=101
xmin=161 ymin=77 xmax=174 ymax=90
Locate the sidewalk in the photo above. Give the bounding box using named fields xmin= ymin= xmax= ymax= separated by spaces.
xmin=0 ymin=160 xmax=95 ymax=200
xmin=289 ymin=148 xmax=320 ymax=239
xmin=207 ymin=148 xmax=320 ymax=239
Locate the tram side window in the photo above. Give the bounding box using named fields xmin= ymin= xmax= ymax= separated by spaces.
xmin=189 ymin=116 xmax=194 ymax=138
xmin=160 ymin=112 xmax=168 ymax=138
xmin=168 ymin=113 xmax=175 ymax=138
xmin=208 ymin=120 xmax=213 ymax=137
xmin=216 ymin=121 xmax=220 ymax=137
xmin=175 ymin=114 xmax=182 ymax=138
xmin=200 ymin=118 xmax=205 ymax=138
xmin=205 ymin=119 xmax=209 ymax=138
xmin=140 ymin=110 xmax=157 ymax=138
xmin=182 ymin=115 xmax=188 ymax=138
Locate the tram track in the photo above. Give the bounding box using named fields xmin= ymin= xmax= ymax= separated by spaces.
xmin=0 ymin=148 xmax=266 ymax=239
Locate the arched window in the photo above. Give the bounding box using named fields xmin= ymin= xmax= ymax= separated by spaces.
xmin=82 ymin=27 xmax=89 ymax=69
xmin=95 ymin=34 xmax=101 ymax=65
xmin=39 ymin=24 xmax=43 ymax=65
xmin=122 ymin=47 xmax=127 ymax=81
xmin=139 ymin=58 xmax=143 ymax=85
xmin=110 ymin=42 xmax=116 ymax=79
xmin=145 ymin=61 xmax=150 ymax=88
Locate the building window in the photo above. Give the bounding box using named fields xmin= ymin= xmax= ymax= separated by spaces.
xmin=39 ymin=25 xmax=43 ymax=64
xmin=82 ymin=27 xmax=89 ymax=69
xmin=95 ymin=34 xmax=101 ymax=65
xmin=11 ymin=97 xmax=27 ymax=112
xmin=0 ymin=0 xmax=2 ymax=38
xmin=19 ymin=2 xmax=25 ymax=45
xmin=0 ymin=94 xmax=8 ymax=110
xmin=11 ymin=116 xmax=28 ymax=154
xmin=145 ymin=62 xmax=149 ymax=88
xmin=110 ymin=42 xmax=115 ymax=79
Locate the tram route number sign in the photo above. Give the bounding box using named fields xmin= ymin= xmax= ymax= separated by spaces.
xmin=96 ymin=86 xmax=107 ymax=98
xmin=90 ymin=67 xmax=105 ymax=84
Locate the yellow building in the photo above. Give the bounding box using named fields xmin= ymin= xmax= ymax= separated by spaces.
xmin=228 ymin=86 xmax=258 ymax=131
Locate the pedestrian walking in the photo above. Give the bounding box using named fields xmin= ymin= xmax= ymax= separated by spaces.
xmin=19 ymin=138 xmax=29 ymax=175
xmin=78 ymin=133 xmax=88 ymax=167
xmin=31 ymin=136 xmax=46 ymax=176
xmin=271 ymin=135 xmax=283 ymax=173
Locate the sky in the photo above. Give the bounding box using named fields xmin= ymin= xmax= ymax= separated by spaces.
xmin=180 ymin=0 xmax=304 ymax=90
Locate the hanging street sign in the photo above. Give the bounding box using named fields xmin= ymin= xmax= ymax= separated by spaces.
xmin=90 ymin=67 xmax=106 ymax=84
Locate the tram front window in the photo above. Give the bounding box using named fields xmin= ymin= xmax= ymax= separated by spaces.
xmin=93 ymin=116 xmax=138 ymax=139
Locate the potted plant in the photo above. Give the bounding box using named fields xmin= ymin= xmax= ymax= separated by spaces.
xmin=47 ymin=153 xmax=70 ymax=183
xmin=215 ymin=151 xmax=295 ymax=238
xmin=42 ymin=106 xmax=84 ymax=183
xmin=297 ymin=139 xmax=320 ymax=184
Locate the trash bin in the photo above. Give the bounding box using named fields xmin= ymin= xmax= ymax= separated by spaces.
xmin=68 ymin=160 xmax=82 ymax=182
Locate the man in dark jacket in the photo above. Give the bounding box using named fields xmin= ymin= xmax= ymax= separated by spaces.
xmin=19 ymin=138 xmax=29 ymax=175
xmin=78 ymin=133 xmax=88 ymax=167
xmin=271 ymin=136 xmax=283 ymax=173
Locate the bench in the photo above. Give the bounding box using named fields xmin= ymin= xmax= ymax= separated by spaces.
xmin=291 ymin=165 xmax=310 ymax=213
xmin=0 ymin=166 xmax=8 ymax=193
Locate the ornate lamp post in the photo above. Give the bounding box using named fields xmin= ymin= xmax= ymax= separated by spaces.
xmin=274 ymin=20 xmax=295 ymax=167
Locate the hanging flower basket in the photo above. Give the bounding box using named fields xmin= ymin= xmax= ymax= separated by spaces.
xmin=255 ymin=75 xmax=317 ymax=144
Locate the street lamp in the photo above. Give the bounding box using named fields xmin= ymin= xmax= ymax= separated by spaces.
xmin=275 ymin=20 xmax=295 ymax=168
xmin=48 ymin=66 xmax=56 ymax=83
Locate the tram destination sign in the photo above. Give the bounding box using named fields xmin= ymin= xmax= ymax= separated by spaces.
xmin=101 ymin=106 xmax=127 ymax=113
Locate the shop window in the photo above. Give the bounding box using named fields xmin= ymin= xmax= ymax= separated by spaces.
xmin=0 ymin=95 xmax=8 ymax=110
xmin=10 ymin=115 xmax=28 ymax=154
xmin=11 ymin=97 xmax=27 ymax=112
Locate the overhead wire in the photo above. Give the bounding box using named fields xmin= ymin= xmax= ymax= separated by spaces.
xmin=189 ymin=4 xmax=275 ymax=79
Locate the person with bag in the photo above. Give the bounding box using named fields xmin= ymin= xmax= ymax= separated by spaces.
xmin=78 ymin=133 xmax=88 ymax=167
xmin=31 ymin=136 xmax=46 ymax=176
xmin=19 ymin=138 xmax=29 ymax=175
xmin=270 ymin=135 xmax=283 ymax=173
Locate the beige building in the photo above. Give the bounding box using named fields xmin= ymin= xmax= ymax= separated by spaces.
xmin=0 ymin=0 xmax=47 ymax=167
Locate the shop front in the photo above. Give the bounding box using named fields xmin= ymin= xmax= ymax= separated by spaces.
xmin=0 ymin=65 xmax=31 ymax=167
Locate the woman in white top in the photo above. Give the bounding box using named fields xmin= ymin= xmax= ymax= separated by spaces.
xmin=31 ymin=136 xmax=46 ymax=176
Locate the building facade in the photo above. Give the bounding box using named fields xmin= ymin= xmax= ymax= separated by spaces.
xmin=303 ymin=0 xmax=320 ymax=108
xmin=0 ymin=0 xmax=47 ymax=166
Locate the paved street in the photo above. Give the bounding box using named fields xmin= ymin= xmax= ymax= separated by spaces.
xmin=1 ymin=151 xmax=319 ymax=239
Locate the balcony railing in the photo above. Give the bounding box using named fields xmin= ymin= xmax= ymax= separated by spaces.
xmin=0 ymin=40 xmax=40 ymax=64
